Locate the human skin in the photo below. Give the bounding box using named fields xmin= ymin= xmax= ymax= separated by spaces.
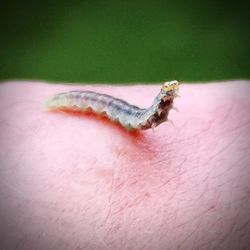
xmin=0 ymin=81 xmax=250 ymax=250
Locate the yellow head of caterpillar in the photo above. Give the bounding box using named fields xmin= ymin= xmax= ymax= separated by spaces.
xmin=162 ymin=80 xmax=180 ymax=93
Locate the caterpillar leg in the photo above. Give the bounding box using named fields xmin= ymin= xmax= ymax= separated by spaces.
xmin=167 ymin=119 xmax=175 ymax=126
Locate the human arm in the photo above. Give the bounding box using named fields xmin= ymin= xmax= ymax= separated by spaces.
xmin=0 ymin=81 xmax=250 ymax=250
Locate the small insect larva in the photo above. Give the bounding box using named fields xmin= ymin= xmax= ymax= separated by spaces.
xmin=47 ymin=80 xmax=180 ymax=130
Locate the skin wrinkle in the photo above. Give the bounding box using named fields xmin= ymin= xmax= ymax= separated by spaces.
xmin=94 ymin=164 xmax=124 ymax=248
xmin=215 ymin=215 xmax=238 ymax=250
xmin=102 ymin=131 xmax=184 ymax=248
xmin=209 ymin=154 xmax=249 ymax=182
xmin=95 ymin=132 xmax=175 ymax=248
xmin=173 ymin=88 xmax=249 ymax=248
xmin=94 ymin=150 xmax=129 ymax=242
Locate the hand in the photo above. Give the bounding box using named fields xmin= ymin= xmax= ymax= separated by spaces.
xmin=0 ymin=80 xmax=249 ymax=249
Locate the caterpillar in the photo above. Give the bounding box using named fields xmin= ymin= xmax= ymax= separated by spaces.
xmin=47 ymin=80 xmax=180 ymax=130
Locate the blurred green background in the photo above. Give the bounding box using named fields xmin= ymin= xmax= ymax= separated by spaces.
xmin=0 ymin=0 xmax=249 ymax=83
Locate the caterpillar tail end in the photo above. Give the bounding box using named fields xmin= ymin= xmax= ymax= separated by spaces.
xmin=45 ymin=95 xmax=62 ymax=111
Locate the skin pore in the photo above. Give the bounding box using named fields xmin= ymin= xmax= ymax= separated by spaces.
xmin=0 ymin=81 xmax=250 ymax=250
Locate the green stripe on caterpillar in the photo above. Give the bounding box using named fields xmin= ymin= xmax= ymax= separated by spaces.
xmin=47 ymin=80 xmax=180 ymax=130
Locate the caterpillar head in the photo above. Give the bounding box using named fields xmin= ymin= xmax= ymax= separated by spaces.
xmin=162 ymin=80 xmax=180 ymax=93
xmin=152 ymin=80 xmax=179 ymax=118
xmin=155 ymin=80 xmax=179 ymax=110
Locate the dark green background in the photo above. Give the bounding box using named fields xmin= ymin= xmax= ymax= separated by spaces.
xmin=1 ymin=0 xmax=249 ymax=83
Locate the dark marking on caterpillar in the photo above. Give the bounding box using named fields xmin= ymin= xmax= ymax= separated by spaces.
xmin=47 ymin=80 xmax=180 ymax=130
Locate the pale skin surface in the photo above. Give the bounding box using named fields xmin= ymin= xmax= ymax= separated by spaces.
xmin=0 ymin=80 xmax=250 ymax=250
